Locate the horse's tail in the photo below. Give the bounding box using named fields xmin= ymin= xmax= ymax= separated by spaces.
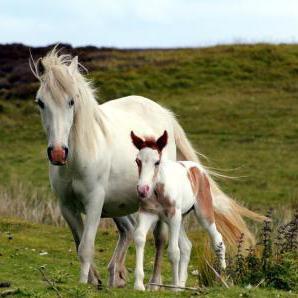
xmin=172 ymin=117 xmax=200 ymax=163
xmin=172 ymin=116 xmax=267 ymax=251
xmin=209 ymin=178 xmax=267 ymax=250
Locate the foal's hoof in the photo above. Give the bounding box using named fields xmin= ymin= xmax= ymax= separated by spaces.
xmin=134 ymin=283 xmax=145 ymax=291
xmin=147 ymin=276 xmax=162 ymax=291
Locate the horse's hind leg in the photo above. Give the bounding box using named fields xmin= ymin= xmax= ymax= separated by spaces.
xmin=147 ymin=220 xmax=168 ymax=291
xmin=108 ymin=215 xmax=135 ymax=288
xmin=60 ymin=203 xmax=101 ymax=286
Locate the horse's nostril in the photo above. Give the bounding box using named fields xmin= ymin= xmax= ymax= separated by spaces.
xmin=47 ymin=145 xmax=68 ymax=165
xmin=63 ymin=146 xmax=69 ymax=159
xmin=47 ymin=146 xmax=54 ymax=161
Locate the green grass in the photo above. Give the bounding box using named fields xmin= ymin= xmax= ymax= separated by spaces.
xmin=1 ymin=43 xmax=298 ymax=296
xmin=1 ymin=44 xmax=298 ymax=209
xmin=0 ymin=217 xmax=295 ymax=297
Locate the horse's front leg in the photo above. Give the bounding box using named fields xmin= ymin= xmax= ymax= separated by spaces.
xmin=59 ymin=203 xmax=101 ymax=285
xmin=78 ymin=187 xmax=105 ymax=283
xmin=134 ymin=212 xmax=158 ymax=291
xmin=108 ymin=215 xmax=135 ymax=288
xmin=147 ymin=220 xmax=168 ymax=291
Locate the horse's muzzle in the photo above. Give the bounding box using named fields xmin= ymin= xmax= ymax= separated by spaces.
xmin=47 ymin=145 xmax=68 ymax=166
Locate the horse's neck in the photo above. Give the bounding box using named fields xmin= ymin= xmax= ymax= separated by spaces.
xmin=69 ymin=85 xmax=108 ymax=160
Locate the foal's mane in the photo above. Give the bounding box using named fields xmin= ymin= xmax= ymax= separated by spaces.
xmin=141 ymin=137 xmax=160 ymax=151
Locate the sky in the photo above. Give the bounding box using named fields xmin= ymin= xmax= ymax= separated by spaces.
xmin=1 ymin=0 xmax=298 ymax=48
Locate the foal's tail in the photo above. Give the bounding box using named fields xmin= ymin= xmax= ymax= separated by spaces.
xmin=172 ymin=117 xmax=267 ymax=251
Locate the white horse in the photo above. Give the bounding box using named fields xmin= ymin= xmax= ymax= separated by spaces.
xmin=131 ymin=131 xmax=226 ymax=290
xmin=30 ymin=48 xmax=265 ymax=287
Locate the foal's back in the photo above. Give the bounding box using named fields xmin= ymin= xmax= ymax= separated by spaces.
xmin=159 ymin=160 xmax=205 ymax=214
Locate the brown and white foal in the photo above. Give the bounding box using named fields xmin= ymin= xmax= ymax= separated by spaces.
xmin=131 ymin=130 xmax=226 ymax=290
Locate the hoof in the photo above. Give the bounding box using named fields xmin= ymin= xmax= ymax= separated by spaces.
xmin=147 ymin=276 xmax=162 ymax=291
xmin=108 ymin=266 xmax=127 ymax=288
xmin=134 ymin=283 xmax=145 ymax=291
xmin=88 ymin=265 xmax=102 ymax=289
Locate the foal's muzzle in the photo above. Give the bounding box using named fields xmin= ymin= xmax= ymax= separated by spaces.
xmin=137 ymin=185 xmax=150 ymax=199
xmin=47 ymin=145 xmax=68 ymax=166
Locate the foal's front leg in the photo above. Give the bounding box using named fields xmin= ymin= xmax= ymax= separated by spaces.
xmin=134 ymin=212 xmax=158 ymax=291
xmin=168 ymin=211 xmax=182 ymax=289
xmin=78 ymin=187 xmax=105 ymax=283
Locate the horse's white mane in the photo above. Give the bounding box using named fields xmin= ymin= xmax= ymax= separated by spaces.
xmin=30 ymin=46 xmax=108 ymax=153
xmin=30 ymin=46 xmax=90 ymax=103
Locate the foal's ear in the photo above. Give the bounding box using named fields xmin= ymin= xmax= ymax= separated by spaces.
xmin=131 ymin=131 xmax=144 ymax=150
xmin=69 ymin=56 xmax=78 ymax=74
xmin=156 ymin=130 xmax=168 ymax=151
xmin=37 ymin=58 xmax=45 ymax=76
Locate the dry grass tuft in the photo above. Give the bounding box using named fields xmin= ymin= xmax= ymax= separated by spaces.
xmin=0 ymin=180 xmax=115 ymax=228
xmin=0 ymin=181 xmax=63 ymax=226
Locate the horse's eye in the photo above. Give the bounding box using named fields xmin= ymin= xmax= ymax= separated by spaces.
xmin=36 ymin=99 xmax=45 ymax=109
xmin=155 ymin=161 xmax=160 ymax=166
xmin=69 ymin=99 xmax=74 ymax=107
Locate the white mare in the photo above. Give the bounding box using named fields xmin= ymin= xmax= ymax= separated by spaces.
xmin=30 ymin=48 xmax=265 ymax=287
xmin=131 ymin=131 xmax=226 ymax=290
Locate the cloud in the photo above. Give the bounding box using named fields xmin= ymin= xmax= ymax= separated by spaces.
xmin=0 ymin=0 xmax=298 ymax=47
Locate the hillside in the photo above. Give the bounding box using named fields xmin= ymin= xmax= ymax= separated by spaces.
xmin=0 ymin=43 xmax=298 ymax=212
xmin=0 ymin=43 xmax=298 ymax=297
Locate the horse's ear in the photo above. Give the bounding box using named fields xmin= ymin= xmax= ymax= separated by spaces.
xmin=69 ymin=56 xmax=78 ymax=74
xmin=131 ymin=131 xmax=144 ymax=150
xmin=37 ymin=58 xmax=45 ymax=76
xmin=156 ymin=130 xmax=168 ymax=152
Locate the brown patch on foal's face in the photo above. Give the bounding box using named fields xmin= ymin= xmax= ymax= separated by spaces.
xmin=187 ymin=167 xmax=214 ymax=224
xmin=139 ymin=183 xmax=176 ymax=218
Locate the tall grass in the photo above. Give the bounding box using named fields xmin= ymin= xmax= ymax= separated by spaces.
xmin=0 ymin=180 xmax=64 ymax=226
xmin=194 ymin=209 xmax=298 ymax=291
xmin=0 ymin=180 xmax=115 ymax=228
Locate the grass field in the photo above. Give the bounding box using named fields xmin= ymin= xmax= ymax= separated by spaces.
xmin=0 ymin=44 xmax=298 ymax=297
xmin=0 ymin=217 xmax=296 ymax=297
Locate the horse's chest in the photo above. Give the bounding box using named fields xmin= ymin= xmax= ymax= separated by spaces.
xmin=139 ymin=183 xmax=176 ymax=219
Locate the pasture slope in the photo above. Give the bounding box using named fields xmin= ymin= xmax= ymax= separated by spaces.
xmin=0 ymin=217 xmax=294 ymax=297
xmin=0 ymin=43 xmax=298 ymax=296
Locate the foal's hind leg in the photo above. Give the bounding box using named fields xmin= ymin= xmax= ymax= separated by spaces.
xmin=147 ymin=220 xmax=168 ymax=291
xmin=168 ymin=211 xmax=182 ymax=289
xmin=108 ymin=215 xmax=135 ymax=288
xmin=178 ymin=224 xmax=192 ymax=287
xmin=191 ymin=170 xmax=226 ymax=269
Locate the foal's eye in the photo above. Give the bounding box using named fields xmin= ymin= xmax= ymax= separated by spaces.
xmin=36 ymin=99 xmax=45 ymax=109
xmin=155 ymin=161 xmax=160 ymax=166
xmin=69 ymin=99 xmax=74 ymax=107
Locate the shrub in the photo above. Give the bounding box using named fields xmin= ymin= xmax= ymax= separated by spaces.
xmin=196 ymin=210 xmax=298 ymax=292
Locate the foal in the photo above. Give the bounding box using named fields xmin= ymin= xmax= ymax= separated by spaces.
xmin=131 ymin=130 xmax=226 ymax=290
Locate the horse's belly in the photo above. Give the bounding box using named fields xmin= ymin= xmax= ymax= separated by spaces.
xmin=102 ymin=183 xmax=139 ymax=217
